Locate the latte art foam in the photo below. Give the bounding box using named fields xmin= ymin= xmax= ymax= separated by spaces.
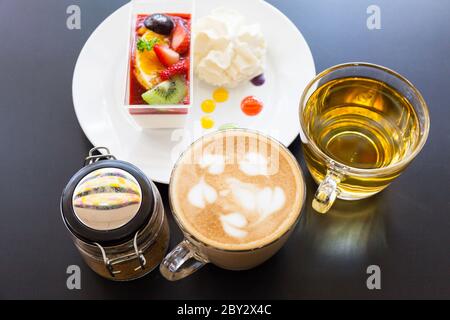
xmin=170 ymin=130 xmax=304 ymax=251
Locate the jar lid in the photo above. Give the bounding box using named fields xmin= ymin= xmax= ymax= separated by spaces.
xmin=61 ymin=158 xmax=155 ymax=246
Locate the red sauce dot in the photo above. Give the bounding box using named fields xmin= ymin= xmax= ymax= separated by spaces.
xmin=241 ymin=96 xmax=263 ymax=116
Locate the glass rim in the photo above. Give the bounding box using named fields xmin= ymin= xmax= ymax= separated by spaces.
xmin=168 ymin=128 xmax=307 ymax=254
xmin=299 ymin=62 xmax=431 ymax=176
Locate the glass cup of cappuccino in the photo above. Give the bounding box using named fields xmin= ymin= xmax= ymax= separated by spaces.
xmin=160 ymin=129 xmax=306 ymax=281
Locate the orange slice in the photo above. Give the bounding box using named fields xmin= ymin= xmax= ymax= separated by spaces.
xmin=134 ymin=30 xmax=168 ymax=90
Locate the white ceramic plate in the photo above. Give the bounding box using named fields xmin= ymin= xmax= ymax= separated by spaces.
xmin=73 ymin=0 xmax=315 ymax=184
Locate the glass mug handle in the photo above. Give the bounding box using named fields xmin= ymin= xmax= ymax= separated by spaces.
xmin=160 ymin=239 xmax=209 ymax=281
xmin=312 ymin=170 xmax=342 ymax=214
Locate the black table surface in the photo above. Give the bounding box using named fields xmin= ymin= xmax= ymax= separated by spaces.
xmin=0 ymin=0 xmax=449 ymax=300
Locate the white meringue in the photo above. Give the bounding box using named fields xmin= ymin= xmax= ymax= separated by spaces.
xmin=194 ymin=8 xmax=267 ymax=88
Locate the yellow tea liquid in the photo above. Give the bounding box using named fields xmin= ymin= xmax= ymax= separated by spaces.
xmin=302 ymin=77 xmax=420 ymax=199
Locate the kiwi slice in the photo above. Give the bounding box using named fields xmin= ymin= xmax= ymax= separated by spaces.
xmin=142 ymin=76 xmax=187 ymax=105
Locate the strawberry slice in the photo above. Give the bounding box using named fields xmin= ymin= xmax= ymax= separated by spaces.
xmin=171 ymin=21 xmax=190 ymax=54
xmin=153 ymin=44 xmax=180 ymax=67
xmin=159 ymin=59 xmax=189 ymax=81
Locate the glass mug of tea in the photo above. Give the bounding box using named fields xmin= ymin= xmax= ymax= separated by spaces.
xmin=299 ymin=62 xmax=430 ymax=214
xmin=160 ymin=129 xmax=306 ymax=281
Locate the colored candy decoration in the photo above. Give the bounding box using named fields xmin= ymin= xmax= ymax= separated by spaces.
xmin=241 ymin=96 xmax=264 ymax=116
xmin=250 ymin=74 xmax=266 ymax=86
xmin=213 ymin=88 xmax=229 ymax=103
xmin=201 ymin=116 xmax=215 ymax=129
xmin=201 ymin=99 xmax=216 ymax=113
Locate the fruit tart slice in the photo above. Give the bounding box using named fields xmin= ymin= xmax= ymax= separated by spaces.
xmin=125 ymin=0 xmax=193 ymax=129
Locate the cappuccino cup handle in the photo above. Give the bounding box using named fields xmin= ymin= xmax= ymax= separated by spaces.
xmin=312 ymin=171 xmax=341 ymax=214
xmin=160 ymin=239 xmax=208 ymax=281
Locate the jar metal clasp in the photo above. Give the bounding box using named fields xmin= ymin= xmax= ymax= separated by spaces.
xmin=94 ymin=232 xmax=147 ymax=278
xmin=84 ymin=147 xmax=117 ymax=166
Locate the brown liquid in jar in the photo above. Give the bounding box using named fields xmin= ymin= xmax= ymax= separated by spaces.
xmin=77 ymin=218 xmax=169 ymax=281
